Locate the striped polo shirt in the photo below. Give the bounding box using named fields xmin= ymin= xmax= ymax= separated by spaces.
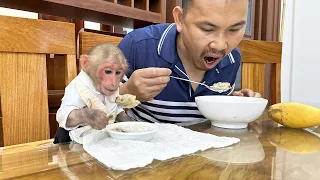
xmin=118 ymin=23 xmax=241 ymax=126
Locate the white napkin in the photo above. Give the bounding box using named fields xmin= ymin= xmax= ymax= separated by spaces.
xmin=70 ymin=123 xmax=240 ymax=170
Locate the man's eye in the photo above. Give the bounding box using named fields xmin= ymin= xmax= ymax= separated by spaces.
xmin=104 ymin=69 xmax=112 ymax=74
xmin=229 ymin=28 xmax=240 ymax=32
xmin=200 ymin=27 xmax=213 ymax=32
xmin=115 ymin=70 xmax=122 ymax=75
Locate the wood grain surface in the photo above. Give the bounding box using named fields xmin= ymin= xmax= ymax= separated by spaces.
xmin=238 ymin=40 xmax=282 ymax=104
xmin=45 ymin=0 xmax=161 ymax=23
xmin=79 ymin=31 xmax=123 ymax=55
xmin=238 ymin=40 xmax=282 ymax=64
xmin=0 ymin=16 xmax=77 ymax=146
xmin=0 ymin=53 xmax=50 ymax=146
xmin=0 ymin=15 xmax=75 ymax=55
xmin=65 ymin=54 xmax=77 ymax=85
xmin=241 ymin=63 xmax=266 ymax=98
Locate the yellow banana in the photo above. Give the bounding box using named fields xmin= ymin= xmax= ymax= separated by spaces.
xmin=268 ymin=102 xmax=320 ymax=128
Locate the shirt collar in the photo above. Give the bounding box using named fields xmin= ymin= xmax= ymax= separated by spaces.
xmin=78 ymin=70 xmax=101 ymax=94
xmin=217 ymin=53 xmax=236 ymax=70
xmin=157 ymin=23 xmax=177 ymax=64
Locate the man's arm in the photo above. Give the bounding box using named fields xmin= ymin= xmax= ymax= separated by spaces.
xmin=118 ymin=34 xmax=171 ymax=102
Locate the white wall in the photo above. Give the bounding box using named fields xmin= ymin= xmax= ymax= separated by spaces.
xmin=281 ymin=0 xmax=320 ymax=108
xmin=84 ymin=21 xmax=101 ymax=31
xmin=279 ymin=2 xmax=320 ymax=177
xmin=0 ymin=7 xmax=38 ymax=19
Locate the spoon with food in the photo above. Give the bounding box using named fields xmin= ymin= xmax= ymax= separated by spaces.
xmin=169 ymin=76 xmax=235 ymax=93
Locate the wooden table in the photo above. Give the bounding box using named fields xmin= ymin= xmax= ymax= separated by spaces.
xmin=1 ymin=111 xmax=320 ymax=180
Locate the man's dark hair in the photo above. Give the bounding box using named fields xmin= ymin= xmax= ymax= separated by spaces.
xmin=182 ymin=0 xmax=193 ymax=13
xmin=182 ymin=0 xmax=246 ymax=13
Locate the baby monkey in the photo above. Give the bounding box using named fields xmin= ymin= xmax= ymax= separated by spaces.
xmin=56 ymin=43 xmax=133 ymax=134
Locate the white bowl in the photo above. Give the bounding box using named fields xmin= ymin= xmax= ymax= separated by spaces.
xmin=106 ymin=122 xmax=158 ymax=141
xmin=195 ymin=96 xmax=268 ymax=129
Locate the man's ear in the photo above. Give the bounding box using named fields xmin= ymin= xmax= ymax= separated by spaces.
xmin=80 ymin=55 xmax=90 ymax=71
xmin=173 ymin=6 xmax=184 ymax=33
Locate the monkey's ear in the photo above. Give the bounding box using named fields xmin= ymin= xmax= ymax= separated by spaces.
xmin=80 ymin=55 xmax=90 ymax=71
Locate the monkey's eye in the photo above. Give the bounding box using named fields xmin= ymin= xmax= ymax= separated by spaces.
xmin=115 ymin=70 xmax=122 ymax=75
xmin=104 ymin=69 xmax=112 ymax=74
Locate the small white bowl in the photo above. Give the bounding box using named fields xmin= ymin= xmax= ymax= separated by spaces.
xmin=195 ymin=96 xmax=268 ymax=129
xmin=106 ymin=122 xmax=158 ymax=141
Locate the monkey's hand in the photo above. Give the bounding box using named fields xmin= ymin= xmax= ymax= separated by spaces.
xmin=120 ymin=68 xmax=171 ymax=102
xmin=67 ymin=108 xmax=110 ymax=130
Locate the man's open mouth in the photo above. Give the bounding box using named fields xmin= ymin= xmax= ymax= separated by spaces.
xmin=203 ymin=54 xmax=222 ymax=69
xmin=204 ymin=56 xmax=218 ymax=64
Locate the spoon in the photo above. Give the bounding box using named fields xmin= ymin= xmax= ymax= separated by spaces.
xmin=79 ymin=105 xmax=122 ymax=138
xmin=169 ymin=76 xmax=235 ymax=93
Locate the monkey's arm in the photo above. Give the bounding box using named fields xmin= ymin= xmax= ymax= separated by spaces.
xmin=65 ymin=109 xmax=89 ymax=127
xmin=56 ymin=83 xmax=87 ymax=130
xmin=66 ymin=108 xmax=110 ymax=130
xmin=57 ymin=83 xmax=111 ymax=130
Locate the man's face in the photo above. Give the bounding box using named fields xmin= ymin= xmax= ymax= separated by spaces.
xmin=177 ymin=0 xmax=248 ymax=71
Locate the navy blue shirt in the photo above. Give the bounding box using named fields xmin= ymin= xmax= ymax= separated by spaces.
xmin=118 ymin=23 xmax=241 ymax=126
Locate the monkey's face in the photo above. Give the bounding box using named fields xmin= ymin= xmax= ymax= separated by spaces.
xmin=95 ymin=62 xmax=125 ymax=96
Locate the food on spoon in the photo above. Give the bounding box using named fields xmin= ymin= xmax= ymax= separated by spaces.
xmin=107 ymin=94 xmax=140 ymax=125
xmin=111 ymin=126 xmax=154 ymax=133
xmin=268 ymin=102 xmax=320 ymax=128
xmin=115 ymin=94 xmax=140 ymax=108
xmin=210 ymin=82 xmax=231 ymax=92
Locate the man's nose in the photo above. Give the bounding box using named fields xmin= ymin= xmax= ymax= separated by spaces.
xmin=209 ymin=33 xmax=227 ymax=51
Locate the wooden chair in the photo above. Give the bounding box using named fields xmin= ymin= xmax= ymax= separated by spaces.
xmin=43 ymin=29 xmax=124 ymax=139
xmin=78 ymin=29 xmax=124 ymax=56
xmin=0 ymin=15 xmax=77 ymax=146
xmin=238 ymin=40 xmax=282 ymax=105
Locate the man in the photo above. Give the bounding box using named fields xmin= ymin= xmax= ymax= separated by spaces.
xmin=118 ymin=0 xmax=260 ymax=126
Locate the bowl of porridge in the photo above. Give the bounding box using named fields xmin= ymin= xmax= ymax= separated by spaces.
xmin=106 ymin=122 xmax=158 ymax=141
xmin=195 ymin=96 xmax=268 ymax=129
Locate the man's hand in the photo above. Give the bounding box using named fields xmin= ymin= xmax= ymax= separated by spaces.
xmin=67 ymin=108 xmax=110 ymax=130
xmin=231 ymin=89 xmax=261 ymax=98
xmin=120 ymin=68 xmax=171 ymax=102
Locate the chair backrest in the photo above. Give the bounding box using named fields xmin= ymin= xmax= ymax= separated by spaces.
xmin=238 ymin=40 xmax=282 ymax=105
xmin=78 ymin=30 xmax=123 ymax=56
xmin=0 ymin=15 xmax=77 ymax=146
